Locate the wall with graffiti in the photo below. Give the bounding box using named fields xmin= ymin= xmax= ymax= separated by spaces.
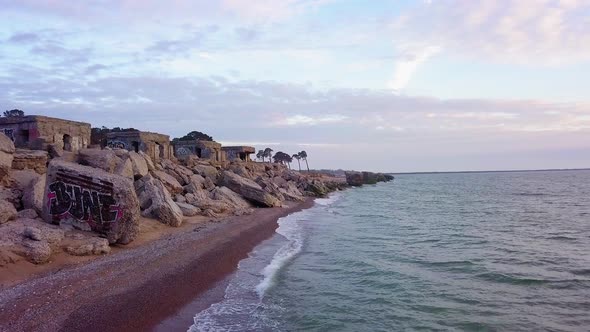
xmin=46 ymin=170 xmax=123 ymax=232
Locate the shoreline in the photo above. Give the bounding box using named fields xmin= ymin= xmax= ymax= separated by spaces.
xmin=0 ymin=198 xmax=315 ymax=332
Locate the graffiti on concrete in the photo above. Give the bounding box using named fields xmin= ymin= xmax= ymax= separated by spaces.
xmin=46 ymin=171 xmax=123 ymax=229
xmin=176 ymin=147 xmax=191 ymax=156
xmin=107 ymin=140 xmax=128 ymax=149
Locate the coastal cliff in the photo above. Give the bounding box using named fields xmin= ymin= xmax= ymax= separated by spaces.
xmin=0 ymin=138 xmax=391 ymax=269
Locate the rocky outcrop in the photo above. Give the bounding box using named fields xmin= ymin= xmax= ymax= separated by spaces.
xmin=345 ymin=171 xmax=394 ymax=186
xmin=78 ymin=148 xmax=118 ymax=173
xmin=176 ymin=202 xmax=200 ymax=217
xmin=12 ymin=149 xmax=48 ymax=174
xmin=220 ymin=171 xmax=282 ymax=207
xmin=135 ymin=174 xmax=183 ymax=227
xmin=64 ymin=235 xmax=110 ymax=256
xmin=0 ymin=133 xmax=15 ymax=182
xmin=42 ymin=160 xmax=141 ymax=244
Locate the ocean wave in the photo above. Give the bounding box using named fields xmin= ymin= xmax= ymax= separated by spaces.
xmin=256 ymin=211 xmax=309 ymax=298
xmin=314 ymin=192 xmax=342 ymax=206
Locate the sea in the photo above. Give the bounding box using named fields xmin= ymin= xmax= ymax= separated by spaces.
xmin=189 ymin=170 xmax=590 ymax=331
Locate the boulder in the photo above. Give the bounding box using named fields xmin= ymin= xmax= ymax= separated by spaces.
xmin=176 ymin=202 xmax=200 ymax=217
xmin=220 ymin=171 xmax=282 ymax=207
xmin=210 ymin=186 xmax=252 ymax=210
xmin=152 ymin=170 xmax=183 ymax=195
xmin=24 ymin=226 xmax=42 ymax=241
xmin=0 ymin=200 xmax=17 ymax=224
xmin=42 ymin=160 xmax=141 ymax=244
xmin=23 ymin=239 xmax=51 ymax=264
xmin=135 ymin=174 xmax=183 ymax=227
xmin=0 ymin=186 xmax=21 ymax=207
xmin=23 ymin=175 xmax=46 ymax=215
xmin=139 ymin=151 xmax=156 ymax=172
xmin=129 ymin=152 xmax=149 ymax=179
xmin=192 ymin=164 xmax=219 ymax=181
xmin=345 ymin=171 xmax=364 ymax=187
xmin=47 ymin=143 xmax=64 ymax=158
xmin=10 ymin=169 xmax=40 ymax=192
xmin=0 ymin=133 xmax=15 ymax=181
xmin=65 ymin=236 xmax=110 ymax=256
xmin=12 ymin=149 xmax=48 ymax=174
xmin=114 ymin=157 xmax=134 ymax=180
xmin=18 ymin=209 xmax=38 ymax=219
xmin=78 ymin=149 xmax=118 ymax=173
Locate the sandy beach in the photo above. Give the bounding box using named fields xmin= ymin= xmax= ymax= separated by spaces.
xmin=0 ymin=198 xmax=314 ymax=332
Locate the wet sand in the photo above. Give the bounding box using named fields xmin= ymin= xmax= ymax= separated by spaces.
xmin=0 ymin=198 xmax=314 ymax=332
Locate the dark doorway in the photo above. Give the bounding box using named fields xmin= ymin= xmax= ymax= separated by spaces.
xmin=63 ymin=134 xmax=73 ymax=151
xmin=158 ymin=144 xmax=165 ymax=159
xmin=132 ymin=141 xmax=140 ymax=153
xmin=239 ymin=152 xmax=247 ymax=161
xmin=196 ymin=148 xmax=202 ymax=158
xmin=19 ymin=129 xmax=30 ymax=145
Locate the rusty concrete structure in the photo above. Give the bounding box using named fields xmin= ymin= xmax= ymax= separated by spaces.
xmin=222 ymin=146 xmax=255 ymax=161
xmin=106 ymin=131 xmax=173 ymax=162
xmin=172 ymin=140 xmax=224 ymax=162
xmin=0 ymin=115 xmax=90 ymax=152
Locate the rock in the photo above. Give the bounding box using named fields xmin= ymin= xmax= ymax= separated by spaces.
xmin=176 ymin=202 xmax=200 ymax=217
xmin=210 ymin=186 xmax=252 ymax=210
xmin=78 ymin=148 xmax=118 ymax=173
xmin=18 ymin=209 xmax=38 ymax=219
xmin=43 ymin=159 xmax=141 ymax=244
xmin=129 ymin=151 xmax=149 ymax=179
xmin=139 ymin=151 xmax=156 ymax=171
xmin=114 ymin=157 xmax=134 ymax=180
xmin=175 ymin=194 xmax=187 ymax=203
xmin=23 ymin=175 xmax=45 ymax=215
xmin=345 ymin=171 xmax=364 ymax=186
xmin=23 ymin=239 xmax=51 ymax=264
xmin=12 ymin=149 xmax=48 ymax=174
xmin=220 ymin=171 xmax=282 ymax=207
xmin=47 ymin=143 xmax=64 ymax=158
xmin=182 ymin=155 xmax=200 ymax=168
xmin=24 ymin=226 xmax=42 ymax=241
xmin=0 ymin=186 xmax=21 ymax=207
xmin=192 ymin=164 xmax=219 ymax=181
xmin=0 ymin=200 xmax=17 ymax=224
xmin=306 ymin=179 xmax=329 ymax=197
xmin=152 ymin=170 xmax=183 ymax=195
xmin=0 ymin=133 xmax=15 ymax=181
xmin=135 ymin=174 xmax=183 ymax=227
xmin=10 ymin=169 xmax=40 ymax=192
xmin=65 ymin=236 xmax=110 ymax=256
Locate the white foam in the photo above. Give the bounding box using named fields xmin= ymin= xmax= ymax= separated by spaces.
xmin=255 ymin=211 xmax=307 ymax=297
xmin=314 ymin=192 xmax=342 ymax=206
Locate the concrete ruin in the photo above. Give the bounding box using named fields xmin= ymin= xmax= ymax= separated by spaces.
xmin=105 ymin=131 xmax=173 ymax=163
xmin=0 ymin=115 xmax=90 ymax=152
xmin=222 ymin=146 xmax=255 ymax=161
xmin=172 ymin=140 xmax=225 ymax=162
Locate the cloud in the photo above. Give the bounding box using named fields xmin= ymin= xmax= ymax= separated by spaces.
xmin=388 ymin=46 xmax=440 ymax=90
xmin=280 ymin=114 xmax=349 ymax=126
xmin=394 ymin=0 xmax=590 ymax=65
xmin=8 ymin=32 xmax=40 ymax=43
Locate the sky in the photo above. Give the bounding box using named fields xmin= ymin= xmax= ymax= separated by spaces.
xmin=1 ymin=0 xmax=589 ymax=172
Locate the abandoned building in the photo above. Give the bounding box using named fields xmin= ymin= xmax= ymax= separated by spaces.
xmin=0 ymin=115 xmax=90 ymax=152
xmin=222 ymin=146 xmax=256 ymax=161
xmin=106 ymin=131 xmax=173 ymax=162
xmin=172 ymin=140 xmax=225 ymax=162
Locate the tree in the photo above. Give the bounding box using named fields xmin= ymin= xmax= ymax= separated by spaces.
xmin=293 ymin=153 xmax=302 ymax=171
xmin=256 ymin=150 xmax=265 ymax=162
xmin=172 ymin=130 xmax=214 ymax=142
xmin=3 ymin=109 xmax=24 ymax=117
xmin=264 ymin=148 xmax=273 ymax=163
xmin=272 ymin=151 xmax=292 ymax=167
xmin=299 ymin=150 xmax=309 ymax=171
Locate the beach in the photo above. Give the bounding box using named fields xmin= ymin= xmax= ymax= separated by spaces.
xmin=0 ymin=198 xmax=314 ymax=332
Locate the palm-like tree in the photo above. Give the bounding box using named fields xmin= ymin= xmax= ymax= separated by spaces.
xmin=264 ymin=148 xmax=273 ymax=163
xmin=293 ymin=153 xmax=302 ymax=171
xmin=299 ymin=150 xmax=309 ymax=171
xmin=256 ymin=150 xmax=265 ymax=162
